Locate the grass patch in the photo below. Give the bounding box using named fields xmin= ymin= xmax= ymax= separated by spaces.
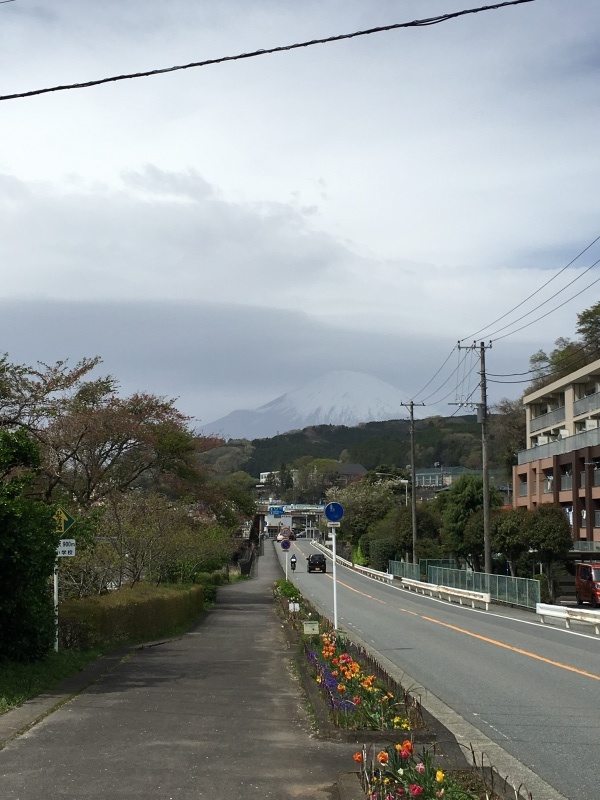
xmin=0 ymin=649 xmax=103 ymax=715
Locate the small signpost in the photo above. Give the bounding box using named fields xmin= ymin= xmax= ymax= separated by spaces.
xmin=53 ymin=505 xmax=76 ymax=536
xmin=53 ymin=506 xmax=77 ymax=652
xmin=324 ymin=502 xmax=344 ymax=630
xmin=57 ymin=539 xmax=76 ymax=558
xmin=303 ymin=620 xmax=319 ymax=636
xmin=281 ymin=538 xmax=291 ymax=579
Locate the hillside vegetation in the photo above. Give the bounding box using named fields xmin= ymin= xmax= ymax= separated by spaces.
xmin=201 ymin=414 xmax=513 ymax=478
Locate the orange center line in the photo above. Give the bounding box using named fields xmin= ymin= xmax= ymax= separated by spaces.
xmin=335 ymin=578 xmax=388 ymax=605
xmin=418 ymin=614 xmax=600 ymax=681
xmin=331 ymin=572 xmax=600 ymax=681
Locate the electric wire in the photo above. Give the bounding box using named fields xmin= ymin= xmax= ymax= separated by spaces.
xmin=482 ymin=258 xmax=600 ymax=341
xmin=419 ymin=348 xmax=477 ymax=405
xmin=0 ymin=0 xmax=537 ymax=102
xmin=488 ymin=339 xmax=600 ymax=377
xmin=488 ymin=344 xmax=600 ymax=385
xmin=459 ymin=232 xmax=600 ymax=343
xmin=491 ymin=273 xmax=600 ymax=344
xmin=412 ymin=345 xmax=458 ymax=401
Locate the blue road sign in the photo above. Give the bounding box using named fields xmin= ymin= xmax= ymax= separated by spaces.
xmin=281 ymin=539 xmax=291 ymax=550
xmin=324 ymin=502 xmax=344 ymax=522
xmin=269 ymin=506 xmax=284 ymax=516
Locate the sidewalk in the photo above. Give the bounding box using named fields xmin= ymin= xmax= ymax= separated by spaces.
xmin=0 ymin=545 xmax=360 ymax=800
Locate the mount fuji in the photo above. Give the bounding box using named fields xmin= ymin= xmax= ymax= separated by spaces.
xmin=202 ymin=371 xmax=412 ymax=440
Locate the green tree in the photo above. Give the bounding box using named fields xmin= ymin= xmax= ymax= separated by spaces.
xmin=327 ymin=479 xmax=395 ymax=546
xmin=0 ymin=430 xmax=58 ymax=661
xmin=441 ymin=474 xmax=502 ymax=571
xmin=490 ymin=397 xmax=526 ymax=480
xmin=522 ymin=505 xmax=572 ymax=602
xmin=576 ymin=300 xmax=600 ymax=357
xmin=491 ymin=507 xmax=529 ymax=577
xmin=293 ymin=457 xmax=340 ymax=503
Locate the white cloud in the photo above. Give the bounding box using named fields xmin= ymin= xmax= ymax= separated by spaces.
xmin=0 ymin=0 xmax=598 ymax=424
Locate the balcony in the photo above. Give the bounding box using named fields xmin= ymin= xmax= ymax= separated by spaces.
xmin=518 ymin=427 xmax=600 ymax=465
xmin=518 ymin=482 xmax=528 ymax=497
xmin=530 ymin=406 xmax=566 ymax=433
xmin=560 ymin=474 xmax=573 ymax=491
xmin=573 ymin=391 xmax=600 ymax=417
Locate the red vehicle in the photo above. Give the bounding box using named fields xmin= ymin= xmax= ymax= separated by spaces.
xmin=575 ymin=562 xmax=600 ymax=607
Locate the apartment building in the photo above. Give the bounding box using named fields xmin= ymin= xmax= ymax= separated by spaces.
xmin=513 ymin=357 xmax=600 ymax=548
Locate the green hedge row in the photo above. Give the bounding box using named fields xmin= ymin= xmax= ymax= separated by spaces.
xmin=58 ymin=583 xmax=206 ymax=651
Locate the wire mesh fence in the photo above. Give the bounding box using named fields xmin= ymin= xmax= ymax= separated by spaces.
xmin=387 ymin=560 xmax=421 ymax=581
xmin=427 ymin=566 xmax=540 ymax=609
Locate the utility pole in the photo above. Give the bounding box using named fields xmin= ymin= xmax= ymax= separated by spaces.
xmin=479 ymin=340 xmax=492 ymax=575
xmin=401 ymin=400 xmax=425 ymax=565
xmin=456 ymin=341 xmax=492 ymax=574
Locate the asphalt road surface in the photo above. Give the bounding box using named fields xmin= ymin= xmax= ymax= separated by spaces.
xmin=277 ymin=540 xmax=600 ymax=800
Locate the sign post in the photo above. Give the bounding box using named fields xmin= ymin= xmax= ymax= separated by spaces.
xmin=281 ymin=538 xmax=291 ymax=579
xmin=53 ymin=507 xmax=77 ymax=652
xmin=324 ymin=502 xmax=344 ymax=629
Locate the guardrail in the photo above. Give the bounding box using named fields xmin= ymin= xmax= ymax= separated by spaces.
xmin=312 ymin=543 xmax=393 ymax=583
xmin=401 ymin=578 xmax=491 ymax=610
xmin=536 ymin=603 xmax=600 ymax=635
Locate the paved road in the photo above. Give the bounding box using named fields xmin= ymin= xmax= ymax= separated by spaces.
xmin=279 ymin=540 xmax=599 ymax=800
xmin=0 ymin=545 xmax=358 ymax=800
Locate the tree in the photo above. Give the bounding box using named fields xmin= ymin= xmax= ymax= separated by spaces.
xmin=490 ymin=397 xmax=526 ymax=480
xmin=64 ymin=492 xmax=237 ymax=592
xmin=327 ymin=479 xmax=395 ymax=546
xmin=292 ymin=457 xmax=339 ymax=503
xmin=441 ymin=474 xmax=502 ymax=571
xmin=0 ymin=430 xmax=58 ymax=661
xmin=0 ymin=354 xmax=101 ymax=431
xmin=37 ymin=390 xmax=198 ymax=507
xmin=491 ymin=507 xmax=529 ymax=576
xmin=528 ymin=337 xmax=581 ymax=387
xmin=576 ymin=301 xmax=600 ymax=358
xmin=522 ymin=505 xmax=572 ymax=602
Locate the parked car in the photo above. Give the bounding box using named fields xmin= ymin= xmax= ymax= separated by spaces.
xmin=575 ymin=562 xmax=600 ymax=606
xmin=307 ymin=553 xmax=327 ymax=573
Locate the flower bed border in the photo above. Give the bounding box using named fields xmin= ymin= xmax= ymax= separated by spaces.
xmin=274 ymin=583 xmax=533 ymax=800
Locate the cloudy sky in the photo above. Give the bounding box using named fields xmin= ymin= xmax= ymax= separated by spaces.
xmin=1 ymin=0 xmax=599 ymax=428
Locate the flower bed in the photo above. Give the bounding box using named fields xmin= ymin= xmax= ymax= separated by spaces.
xmin=306 ymin=630 xmax=419 ymax=732
xmin=354 ymin=741 xmax=481 ymax=799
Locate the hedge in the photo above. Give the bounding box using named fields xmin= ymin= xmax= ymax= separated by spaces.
xmin=59 ymin=583 xmax=205 ymax=650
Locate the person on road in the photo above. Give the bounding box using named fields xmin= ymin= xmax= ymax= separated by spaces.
xmin=290 ymin=553 xmax=297 ymax=572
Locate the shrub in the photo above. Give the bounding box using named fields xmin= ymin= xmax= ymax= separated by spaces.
xmin=59 ymin=583 xmax=205 ymax=650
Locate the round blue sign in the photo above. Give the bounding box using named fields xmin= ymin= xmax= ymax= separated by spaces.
xmin=281 ymin=539 xmax=291 ymax=550
xmin=324 ymin=502 xmax=344 ymax=522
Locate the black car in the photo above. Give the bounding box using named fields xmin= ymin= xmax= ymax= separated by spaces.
xmin=307 ymin=553 xmax=327 ymax=573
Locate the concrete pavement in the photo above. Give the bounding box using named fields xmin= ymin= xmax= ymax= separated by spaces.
xmin=0 ymin=544 xmax=360 ymax=800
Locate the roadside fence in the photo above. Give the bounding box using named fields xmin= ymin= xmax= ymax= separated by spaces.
xmin=428 ymin=566 xmax=540 ymax=610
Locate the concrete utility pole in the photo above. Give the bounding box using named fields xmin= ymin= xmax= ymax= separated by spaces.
xmin=401 ymin=400 xmax=424 ymax=565
xmin=478 ymin=340 xmax=492 ymax=575
xmin=456 ymin=341 xmax=492 ymax=574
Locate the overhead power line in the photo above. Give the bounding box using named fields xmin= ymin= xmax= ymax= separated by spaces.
xmin=460 ymin=232 xmax=600 ymax=343
xmin=0 ymin=0 xmax=536 ymax=102
xmin=485 ymin=257 xmax=600 ymax=341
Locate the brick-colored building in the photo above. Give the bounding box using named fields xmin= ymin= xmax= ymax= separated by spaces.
xmin=513 ymin=357 xmax=600 ymax=547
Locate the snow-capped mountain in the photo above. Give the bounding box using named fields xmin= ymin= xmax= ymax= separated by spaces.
xmin=202 ymin=371 xmax=411 ymax=440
